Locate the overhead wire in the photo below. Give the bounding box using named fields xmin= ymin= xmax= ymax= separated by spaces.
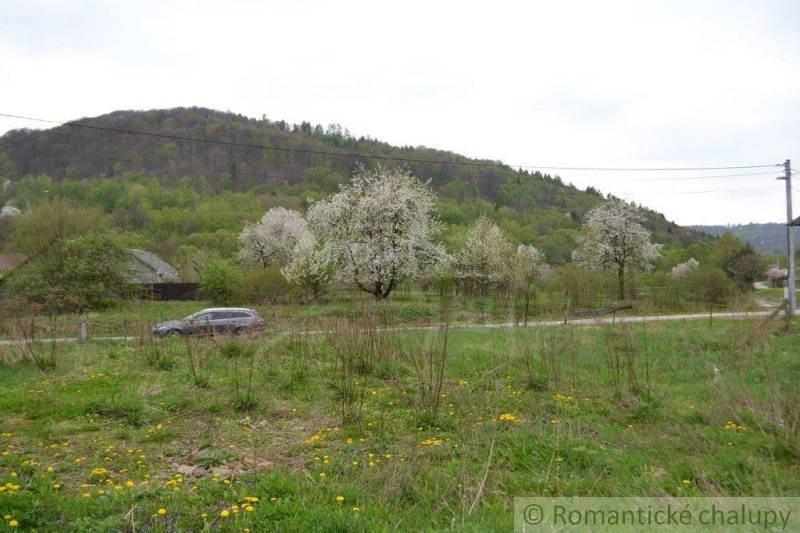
xmin=0 ymin=112 xmax=783 ymax=173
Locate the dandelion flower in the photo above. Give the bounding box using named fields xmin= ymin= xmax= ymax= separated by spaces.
xmin=682 ymin=480 xmax=691 ymax=485
xmin=220 ymin=510 xmax=230 ymax=518
xmin=9 ymin=520 xmax=18 ymax=527
xmin=352 ymin=507 xmax=361 ymax=512
xmin=336 ymin=495 xmax=344 ymax=502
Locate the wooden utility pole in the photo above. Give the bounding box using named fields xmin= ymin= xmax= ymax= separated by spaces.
xmin=779 ymin=159 xmax=796 ymax=317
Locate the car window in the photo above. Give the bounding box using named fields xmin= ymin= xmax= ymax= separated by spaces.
xmin=194 ymin=312 xmax=212 ymax=321
xmin=212 ymin=311 xmax=234 ymax=320
xmin=231 ymin=312 xmax=250 ymax=318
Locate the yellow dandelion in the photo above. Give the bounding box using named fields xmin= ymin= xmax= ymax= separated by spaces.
xmin=336 ymin=495 xmax=344 ymax=502
xmin=220 ymin=509 xmax=230 ymax=518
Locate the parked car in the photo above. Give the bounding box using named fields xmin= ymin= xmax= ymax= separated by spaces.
xmin=151 ymin=307 xmax=265 ymax=337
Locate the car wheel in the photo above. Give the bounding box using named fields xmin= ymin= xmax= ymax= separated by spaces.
xmin=234 ymin=326 xmax=247 ymax=336
xmin=166 ymin=329 xmax=182 ymax=338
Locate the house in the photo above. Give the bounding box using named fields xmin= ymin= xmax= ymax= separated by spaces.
xmin=790 ymin=216 xmax=800 ymax=227
xmin=128 ymin=249 xmax=181 ymax=284
xmin=0 ymin=253 xmax=26 ymax=272
xmin=127 ymin=249 xmax=198 ymax=301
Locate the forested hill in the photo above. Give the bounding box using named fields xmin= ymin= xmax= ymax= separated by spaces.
xmin=690 ymin=223 xmax=786 ymax=254
xmin=0 ymin=107 xmax=703 ymax=265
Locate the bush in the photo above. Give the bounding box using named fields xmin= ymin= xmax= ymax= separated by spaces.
xmin=8 ymin=233 xmax=133 ymax=313
xmin=684 ymin=266 xmax=734 ymax=307
xmin=200 ymin=259 xmax=244 ymax=305
xmin=242 ymin=267 xmax=300 ymax=304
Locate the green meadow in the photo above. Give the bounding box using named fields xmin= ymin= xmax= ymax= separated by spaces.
xmin=0 ymin=317 xmax=798 ymax=531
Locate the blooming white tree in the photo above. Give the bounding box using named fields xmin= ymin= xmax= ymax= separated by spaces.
xmin=281 ymin=245 xmax=332 ymax=301
xmin=306 ymin=165 xmax=446 ymax=300
xmin=575 ymin=201 xmax=661 ymax=300
xmin=511 ymin=244 xmax=545 ymax=325
xmin=767 ymin=266 xmax=788 ymax=287
xmin=454 ymin=216 xmax=513 ymax=294
xmin=238 ymin=207 xmax=314 ymax=268
xmin=670 ymin=257 xmax=700 ymax=279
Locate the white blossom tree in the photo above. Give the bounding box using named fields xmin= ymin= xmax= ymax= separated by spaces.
xmin=306 ymin=165 xmax=446 ymax=300
xmin=512 ymin=244 xmax=545 ymax=325
xmin=454 ymin=216 xmax=513 ymax=296
xmin=670 ymin=257 xmax=699 ymax=279
xmin=575 ymin=201 xmax=661 ymax=300
xmin=281 ymin=245 xmax=332 ymax=302
xmin=238 ymin=207 xmax=314 ymax=268
xmin=767 ymin=266 xmax=788 ymax=288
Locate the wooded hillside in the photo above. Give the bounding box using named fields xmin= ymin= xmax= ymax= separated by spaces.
xmin=0 ymin=107 xmax=705 ymax=268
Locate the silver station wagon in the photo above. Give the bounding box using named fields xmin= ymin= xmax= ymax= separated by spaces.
xmin=151 ymin=307 xmax=265 ymax=337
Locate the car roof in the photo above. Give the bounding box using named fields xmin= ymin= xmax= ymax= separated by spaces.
xmin=197 ymin=307 xmax=258 ymax=313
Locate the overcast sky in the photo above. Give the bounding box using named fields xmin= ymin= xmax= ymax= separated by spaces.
xmin=1 ymin=0 xmax=798 ymax=225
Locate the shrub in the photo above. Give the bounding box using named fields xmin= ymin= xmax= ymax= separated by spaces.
xmin=200 ymin=258 xmax=244 ymax=305
xmin=242 ymin=267 xmax=300 ymax=304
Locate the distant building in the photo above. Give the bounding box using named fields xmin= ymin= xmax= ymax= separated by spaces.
xmin=127 ymin=249 xmax=198 ymax=300
xmin=127 ymin=249 xmax=181 ymax=284
xmin=0 ymin=253 xmax=26 ymax=272
xmin=790 ymin=216 xmax=800 ymax=227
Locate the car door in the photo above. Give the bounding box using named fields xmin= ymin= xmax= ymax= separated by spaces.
xmin=211 ymin=311 xmax=233 ymax=335
xmin=189 ymin=312 xmax=213 ymax=335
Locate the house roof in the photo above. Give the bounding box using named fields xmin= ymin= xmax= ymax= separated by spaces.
xmin=128 ymin=249 xmax=180 ymax=283
xmin=790 ymin=216 xmax=800 ymax=227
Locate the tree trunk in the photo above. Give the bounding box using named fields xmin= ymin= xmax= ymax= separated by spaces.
xmin=617 ymin=266 xmax=625 ymax=301
xmin=523 ymin=290 xmax=530 ymax=326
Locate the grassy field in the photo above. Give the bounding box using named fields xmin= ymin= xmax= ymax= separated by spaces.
xmin=0 ymin=316 xmax=798 ymax=531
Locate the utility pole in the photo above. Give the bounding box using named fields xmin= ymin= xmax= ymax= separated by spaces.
xmin=779 ymin=159 xmax=796 ymax=317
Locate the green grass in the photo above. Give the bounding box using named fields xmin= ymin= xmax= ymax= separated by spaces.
xmin=0 ymin=317 xmax=798 ymax=531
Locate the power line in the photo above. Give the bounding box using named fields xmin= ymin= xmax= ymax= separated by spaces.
xmin=574 ymin=170 xmax=778 ymax=182
xmin=3 ymin=125 xmax=778 ymax=185
xmin=3 ymin=137 xmax=777 ymax=198
xmin=0 ymin=112 xmax=782 ymax=173
xmin=0 ymin=127 xmax=313 ymax=185
xmin=0 ymin=141 xmax=302 ymax=185
xmin=666 ymin=186 xmax=781 ymax=194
